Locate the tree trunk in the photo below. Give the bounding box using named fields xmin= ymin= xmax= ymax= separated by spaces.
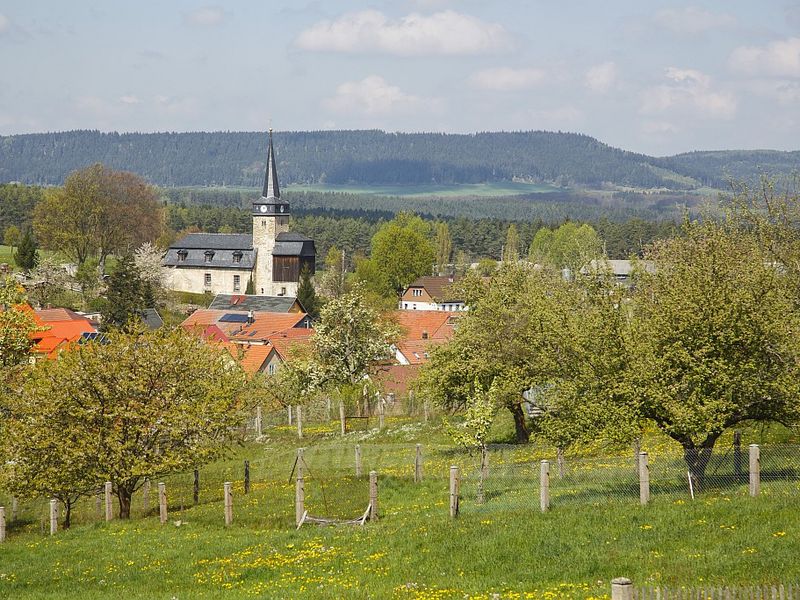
xmin=509 ymin=403 xmax=530 ymax=443
xmin=118 ymin=489 xmax=133 ymax=519
xmin=63 ymin=501 xmax=72 ymax=529
xmin=683 ymin=445 xmax=715 ymax=492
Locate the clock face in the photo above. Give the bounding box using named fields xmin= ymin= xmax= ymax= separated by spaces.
xmin=259 ymin=205 xmax=268 ymax=213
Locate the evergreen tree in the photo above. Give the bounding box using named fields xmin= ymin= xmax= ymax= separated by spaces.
xmin=435 ymin=222 xmax=453 ymax=275
xmin=14 ymin=229 xmax=38 ymax=271
xmin=245 ymin=277 xmax=255 ymax=294
xmin=101 ymin=255 xmax=153 ymax=331
xmin=297 ymin=265 xmax=318 ymax=319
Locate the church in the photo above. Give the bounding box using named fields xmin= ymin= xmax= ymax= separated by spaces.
xmin=162 ymin=131 xmax=315 ymax=297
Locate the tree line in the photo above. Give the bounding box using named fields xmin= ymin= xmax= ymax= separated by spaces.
xmin=3 ymin=129 xmax=797 ymax=190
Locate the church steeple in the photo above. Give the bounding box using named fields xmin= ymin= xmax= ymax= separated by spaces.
xmin=262 ymin=128 xmax=280 ymax=200
xmin=253 ymin=128 xmax=289 ymax=216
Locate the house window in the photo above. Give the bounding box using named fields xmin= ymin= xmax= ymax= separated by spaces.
xmin=204 ymin=273 xmax=212 ymax=287
xmin=233 ymin=275 xmax=241 ymax=291
xmin=268 ymin=363 xmax=277 ymax=375
xmin=233 ymin=251 xmax=243 ymax=264
xmin=412 ymin=288 xmax=422 ymax=297
xmin=204 ymin=250 xmax=214 ymax=263
xmin=177 ymin=249 xmax=188 ymax=262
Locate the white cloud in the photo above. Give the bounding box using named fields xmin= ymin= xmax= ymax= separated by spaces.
xmin=185 ymin=6 xmax=225 ymax=27
xmin=654 ymin=6 xmax=736 ymax=34
xmin=0 ymin=13 xmax=9 ymax=33
xmin=641 ymin=120 xmax=678 ymax=135
xmin=469 ymin=67 xmax=546 ymax=91
xmin=640 ymin=67 xmax=736 ymax=119
xmin=119 ymin=95 xmax=141 ymax=105
xmin=585 ymin=61 xmax=617 ymax=93
xmin=295 ymin=10 xmax=511 ymax=56
xmin=729 ymin=37 xmax=800 ymax=78
xmin=322 ymin=75 xmax=441 ymax=116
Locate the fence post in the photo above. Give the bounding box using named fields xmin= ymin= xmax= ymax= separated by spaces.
xmin=415 ymin=444 xmax=423 ymax=482
xmin=255 ymin=405 xmax=263 ymax=437
xmin=295 ymin=473 xmax=305 ymax=527
xmin=296 ymin=405 xmax=303 ymax=439
xmin=49 ymin=499 xmax=58 ymax=536
xmin=449 ymin=465 xmax=460 ymax=518
xmin=611 ymin=577 xmax=634 ymax=600
xmin=355 ymin=444 xmax=362 ymax=478
xmin=378 ymin=398 xmax=385 ymax=430
xmin=143 ymin=479 xmax=150 ymax=514
xmin=0 ymin=506 xmax=5 ymax=543
xmin=158 ymin=483 xmax=167 ymax=525
xmin=288 ymin=405 xmax=293 ymax=425
xmin=193 ymin=469 xmax=200 ymax=505
xmin=244 ymin=460 xmax=250 ymax=495
xmin=339 ymin=402 xmax=346 ymax=436
xmin=749 ymin=444 xmax=760 ymax=497
xmin=296 ymin=447 xmax=305 ymax=479
xmin=369 ymin=471 xmax=378 ymax=521
xmin=540 ymin=460 xmax=550 ymax=512
xmin=639 ymin=452 xmax=650 ymax=505
xmin=478 ymin=447 xmax=488 ymax=504
xmin=224 ymin=482 xmax=233 ymax=526
xmin=104 ymin=481 xmax=113 ymax=521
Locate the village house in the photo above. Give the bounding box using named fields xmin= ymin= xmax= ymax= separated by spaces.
xmin=162 ymin=130 xmax=315 ymax=298
xmin=29 ymin=307 xmax=97 ymax=359
xmin=399 ymin=276 xmax=465 ymax=311
xmin=391 ymin=309 xmax=459 ymax=365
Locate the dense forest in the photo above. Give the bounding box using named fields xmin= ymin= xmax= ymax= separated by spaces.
xmin=2 ymin=130 xmax=797 ymax=190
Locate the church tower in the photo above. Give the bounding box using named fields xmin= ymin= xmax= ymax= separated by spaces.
xmin=252 ymin=129 xmax=290 ymax=295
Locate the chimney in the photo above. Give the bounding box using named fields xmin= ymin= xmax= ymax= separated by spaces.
xmin=247 ymin=310 xmax=254 ymax=325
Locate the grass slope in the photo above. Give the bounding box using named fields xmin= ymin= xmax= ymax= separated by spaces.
xmin=1 ymin=416 xmax=798 ymax=599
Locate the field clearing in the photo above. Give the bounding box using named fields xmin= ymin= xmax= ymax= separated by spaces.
xmin=286 ymin=181 xmax=561 ymax=197
xmin=0 ymin=244 xmax=13 ymax=265
xmin=1 ymin=416 xmax=798 ymax=599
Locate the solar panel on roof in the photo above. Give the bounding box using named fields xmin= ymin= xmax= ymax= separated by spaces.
xmin=219 ymin=313 xmax=249 ymax=323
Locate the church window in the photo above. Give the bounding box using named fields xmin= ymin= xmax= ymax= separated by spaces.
xmin=233 ymin=275 xmax=241 ymax=291
xmin=204 ymin=273 xmax=212 ymax=287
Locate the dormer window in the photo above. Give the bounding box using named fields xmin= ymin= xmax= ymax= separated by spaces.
xmin=204 ymin=250 xmax=215 ymax=263
xmin=233 ymin=250 xmax=243 ymax=264
xmin=177 ymin=249 xmax=188 ymax=263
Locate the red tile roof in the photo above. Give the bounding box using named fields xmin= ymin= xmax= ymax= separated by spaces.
xmin=390 ymin=310 xmax=458 ymax=341
xmin=181 ymin=309 xmax=311 ymax=342
xmin=222 ymin=343 xmax=273 ymax=375
xmin=405 ymin=276 xmax=461 ymax=301
xmin=30 ymin=308 xmax=96 ymax=358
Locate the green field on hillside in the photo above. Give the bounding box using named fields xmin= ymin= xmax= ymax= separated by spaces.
xmin=1 ymin=412 xmax=798 ymax=599
xmin=0 ymin=244 xmax=13 ymax=266
xmin=286 ymin=181 xmax=561 ymax=198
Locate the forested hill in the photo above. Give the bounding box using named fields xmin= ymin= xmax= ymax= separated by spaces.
xmin=1 ymin=129 xmax=797 ymax=190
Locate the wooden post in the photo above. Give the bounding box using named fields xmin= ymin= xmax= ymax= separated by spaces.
xmin=733 ymin=431 xmax=742 ymax=478
xmin=244 ymin=460 xmax=250 ymax=495
xmin=369 ymin=470 xmax=378 ymax=521
xmin=540 ymin=460 xmax=550 ymax=512
xmin=104 ymin=481 xmax=113 ymax=521
xmin=296 ymin=447 xmax=305 ymax=479
xmin=255 ymin=406 xmax=263 ymax=437
xmin=296 ymin=405 xmax=303 ymax=439
xmin=339 ymin=401 xmax=346 ymax=436
xmin=143 ymin=479 xmax=150 ymax=513
xmin=288 ymin=405 xmax=293 ymax=425
xmin=223 ymin=482 xmax=233 ymax=526
xmin=639 ymin=452 xmax=650 ymax=505
xmin=49 ymin=499 xmax=58 ymax=535
xmin=414 ymin=444 xmax=423 ymax=482
xmin=0 ymin=506 xmax=5 ymax=543
xmin=158 ymin=483 xmax=167 ymax=525
xmin=355 ymin=444 xmax=362 ymax=478
xmin=611 ymin=577 xmax=634 ymax=600
xmin=378 ymin=398 xmax=385 ymax=430
xmin=449 ymin=465 xmax=460 ymax=518
xmin=749 ymin=444 xmax=760 ymax=497
xmin=295 ymin=474 xmax=305 ymax=527
xmin=192 ymin=469 xmax=199 ymax=505
xmin=478 ymin=447 xmax=489 ymax=504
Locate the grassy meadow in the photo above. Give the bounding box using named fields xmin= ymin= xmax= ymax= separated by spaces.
xmin=285 ymin=181 xmax=561 ymax=198
xmin=1 ymin=414 xmax=799 ymax=599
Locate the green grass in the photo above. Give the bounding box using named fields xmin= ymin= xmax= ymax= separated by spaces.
xmin=286 ymin=181 xmax=560 ymax=198
xmin=0 ymin=244 xmax=15 ymax=266
xmin=1 ymin=416 xmax=799 ymax=599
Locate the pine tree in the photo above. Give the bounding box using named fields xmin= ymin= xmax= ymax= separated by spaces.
xmin=297 ymin=265 xmax=318 ymax=318
xmin=14 ymin=229 xmax=39 ymax=271
xmin=101 ymin=254 xmax=151 ymax=331
xmin=245 ymin=277 xmax=255 ymax=294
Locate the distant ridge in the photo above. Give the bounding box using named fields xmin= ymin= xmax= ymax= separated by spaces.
xmin=0 ymin=129 xmax=797 ymax=190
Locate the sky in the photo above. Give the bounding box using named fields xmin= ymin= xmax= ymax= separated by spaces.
xmin=1 ymin=1 xmax=799 ymax=156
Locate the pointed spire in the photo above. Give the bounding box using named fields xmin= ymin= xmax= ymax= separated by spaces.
xmin=261 ymin=128 xmax=280 ymax=200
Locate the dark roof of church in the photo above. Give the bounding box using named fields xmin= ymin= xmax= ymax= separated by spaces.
xmin=273 ymin=232 xmax=315 ymax=257
xmin=262 ymin=129 xmax=281 ymax=200
xmin=169 ymin=233 xmax=252 ymax=250
xmin=209 ymin=294 xmax=302 ymax=312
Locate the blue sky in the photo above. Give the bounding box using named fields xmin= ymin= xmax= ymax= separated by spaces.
xmin=1 ymin=1 xmax=799 ymax=155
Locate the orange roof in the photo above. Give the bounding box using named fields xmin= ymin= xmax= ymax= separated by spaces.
xmin=390 ymin=310 xmax=458 ymax=342
xmin=222 ymin=343 xmax=273 ymax=375
xmin=34 ymin=308 xmax=86 ymax=323
xmin=30 ymin=309 xmax=96 ymax=359
xmin=395 ymin=339 xmax=447 ymax=365
xmin=182 ymin=309 xmax=311 ymax=342
xmin=267 ymin=334 xmax=313 ymax=362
